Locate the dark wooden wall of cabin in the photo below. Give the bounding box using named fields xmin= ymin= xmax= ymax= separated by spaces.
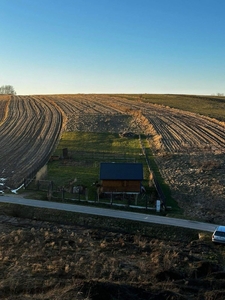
xmin=102 ymin=180 xmax=140 ymax=193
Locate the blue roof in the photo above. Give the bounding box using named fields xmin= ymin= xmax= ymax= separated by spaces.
xmin=100 ymin=163 xmax=143 ymax=180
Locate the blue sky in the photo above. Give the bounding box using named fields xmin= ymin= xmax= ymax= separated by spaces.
xmin=0 ymin=0 xmax=224 ymax=95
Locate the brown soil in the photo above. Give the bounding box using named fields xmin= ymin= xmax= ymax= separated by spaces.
xmin=0 ymin=95 xmax=224 ymax=223
xmin=156 ymin=153 xmax=225 ymax=223
xmin=0 ymin=215 xmax=225 ymax=300
xmin=47 ymin=94 xmax=225 ymax=224
xmin=1 ymin=94 xmax=225 ymax=299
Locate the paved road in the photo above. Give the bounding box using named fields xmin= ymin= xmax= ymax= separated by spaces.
xmin=0 ymin=195 xmax=219 ymax=232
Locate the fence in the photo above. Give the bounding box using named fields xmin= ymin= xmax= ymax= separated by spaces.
xmin=139 ymin=135 xmax=167 ymax=208
xmin=76 ymin=150 xmax=137 ymax=162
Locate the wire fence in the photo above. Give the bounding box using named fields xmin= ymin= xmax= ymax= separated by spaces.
xmin=139 ymin=135 xmax=167 ymax=208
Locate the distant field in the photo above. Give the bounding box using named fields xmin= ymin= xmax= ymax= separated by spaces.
xmin=113 ymin=94 xmax=225 ymax=121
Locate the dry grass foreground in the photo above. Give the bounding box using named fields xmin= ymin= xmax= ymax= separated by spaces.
xmin=1 ymin=213 xmax=225 ymax=300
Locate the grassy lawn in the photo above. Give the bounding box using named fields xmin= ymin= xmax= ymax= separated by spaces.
xmin=141 ymin=138 xmax=183 ymax=214
xmin=54 ymin=132 xmax=142 ymax=155
xmin=141 ymin=94 xmax=225 ymax=121
xmin=46 ymin=132 xmax=144 ymax=200
xmin=43 ymin=131 xmax=180 ymax=213
xmin=111 ymin=94 xmax=225 ymax=121
xmin=49 ymin=132 xmax=142 ymax=183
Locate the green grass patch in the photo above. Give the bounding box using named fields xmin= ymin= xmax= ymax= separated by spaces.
xmin=110 ymin=94 xmax=225 ymax=121
xmin=140 ymin=94 xmax=225 ymax=121
xmin=42 ymin=131 xmax=182 ymax=214
xmin=54 ymin=132 xmax=142 ymax=156
xmin=46 ymin=132 xmax=148 ymax=201
xmin=141 ymin=138 xmax=182 ymax=213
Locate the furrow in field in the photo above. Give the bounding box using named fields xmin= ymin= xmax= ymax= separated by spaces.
xmin=46 ymin=95 xmax=135 ymax=133
xmin=155 ymin=114 xmax=209 ymax=152
xmin=130 ymin=102 xmax=225 ymax=153
xmin=171 ymin=113 xmax=225 ymax=152
xmin=51 ymin=94 xmax=123 ymax=115
xmin=0 ymin=95 xmax=62 ymax=189
xmin=198 ymin=124 xmax=225 ymax=147
xmin=0 ymin=95 xmax=10 ymax=123
xmin=1 ymin=93 xmax=224 ymax=191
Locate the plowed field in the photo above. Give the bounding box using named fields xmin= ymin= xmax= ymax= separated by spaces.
xmin=1 ymin=94 xmax=225 ymax=300
xmin=0 ymin=95 xmax=62 ymax=189
xmin=0 ymin=94 xmax=225 ymax=222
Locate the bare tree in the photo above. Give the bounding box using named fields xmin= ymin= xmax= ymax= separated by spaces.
xmin=0 ymin=85 xmax=16 ymax=95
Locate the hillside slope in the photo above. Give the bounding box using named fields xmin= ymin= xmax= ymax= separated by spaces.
xmin=0 ymin=94 xmax=224 ymax=222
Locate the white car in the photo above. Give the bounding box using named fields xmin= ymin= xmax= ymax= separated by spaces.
xmin=0 ymin=190 xmax=4 ymax=196
xmin=212 ymin=226 xmax=225 ymax=244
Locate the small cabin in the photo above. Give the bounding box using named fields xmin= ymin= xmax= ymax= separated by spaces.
xmin=100 ymin=162 xmax=143 ymax=194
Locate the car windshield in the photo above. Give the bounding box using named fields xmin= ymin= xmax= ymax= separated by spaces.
xmin=215 ymin=231 xmax=225 ymax=237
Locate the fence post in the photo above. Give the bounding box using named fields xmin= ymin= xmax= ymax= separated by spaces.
xmin=156 ymin=200 xmax=161 ymax=212
xmin=62 ymin=188 xmax=65 ymax=201
xmin=110 ymin=192 xmax=113 ymax=205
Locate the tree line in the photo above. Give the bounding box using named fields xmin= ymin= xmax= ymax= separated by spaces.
xmin=0 ymin=85 xmax=16 ymax=95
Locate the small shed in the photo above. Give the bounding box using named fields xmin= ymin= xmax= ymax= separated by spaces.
xmin=100 ymin=162 xmax=143 ymax=194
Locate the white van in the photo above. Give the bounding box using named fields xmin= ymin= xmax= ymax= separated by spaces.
xmin=212 ymin=226 xmax=225 ymax=244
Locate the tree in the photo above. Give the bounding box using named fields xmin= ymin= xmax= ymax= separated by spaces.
xmin=0 ymin=85 xmax=16 ymax=95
